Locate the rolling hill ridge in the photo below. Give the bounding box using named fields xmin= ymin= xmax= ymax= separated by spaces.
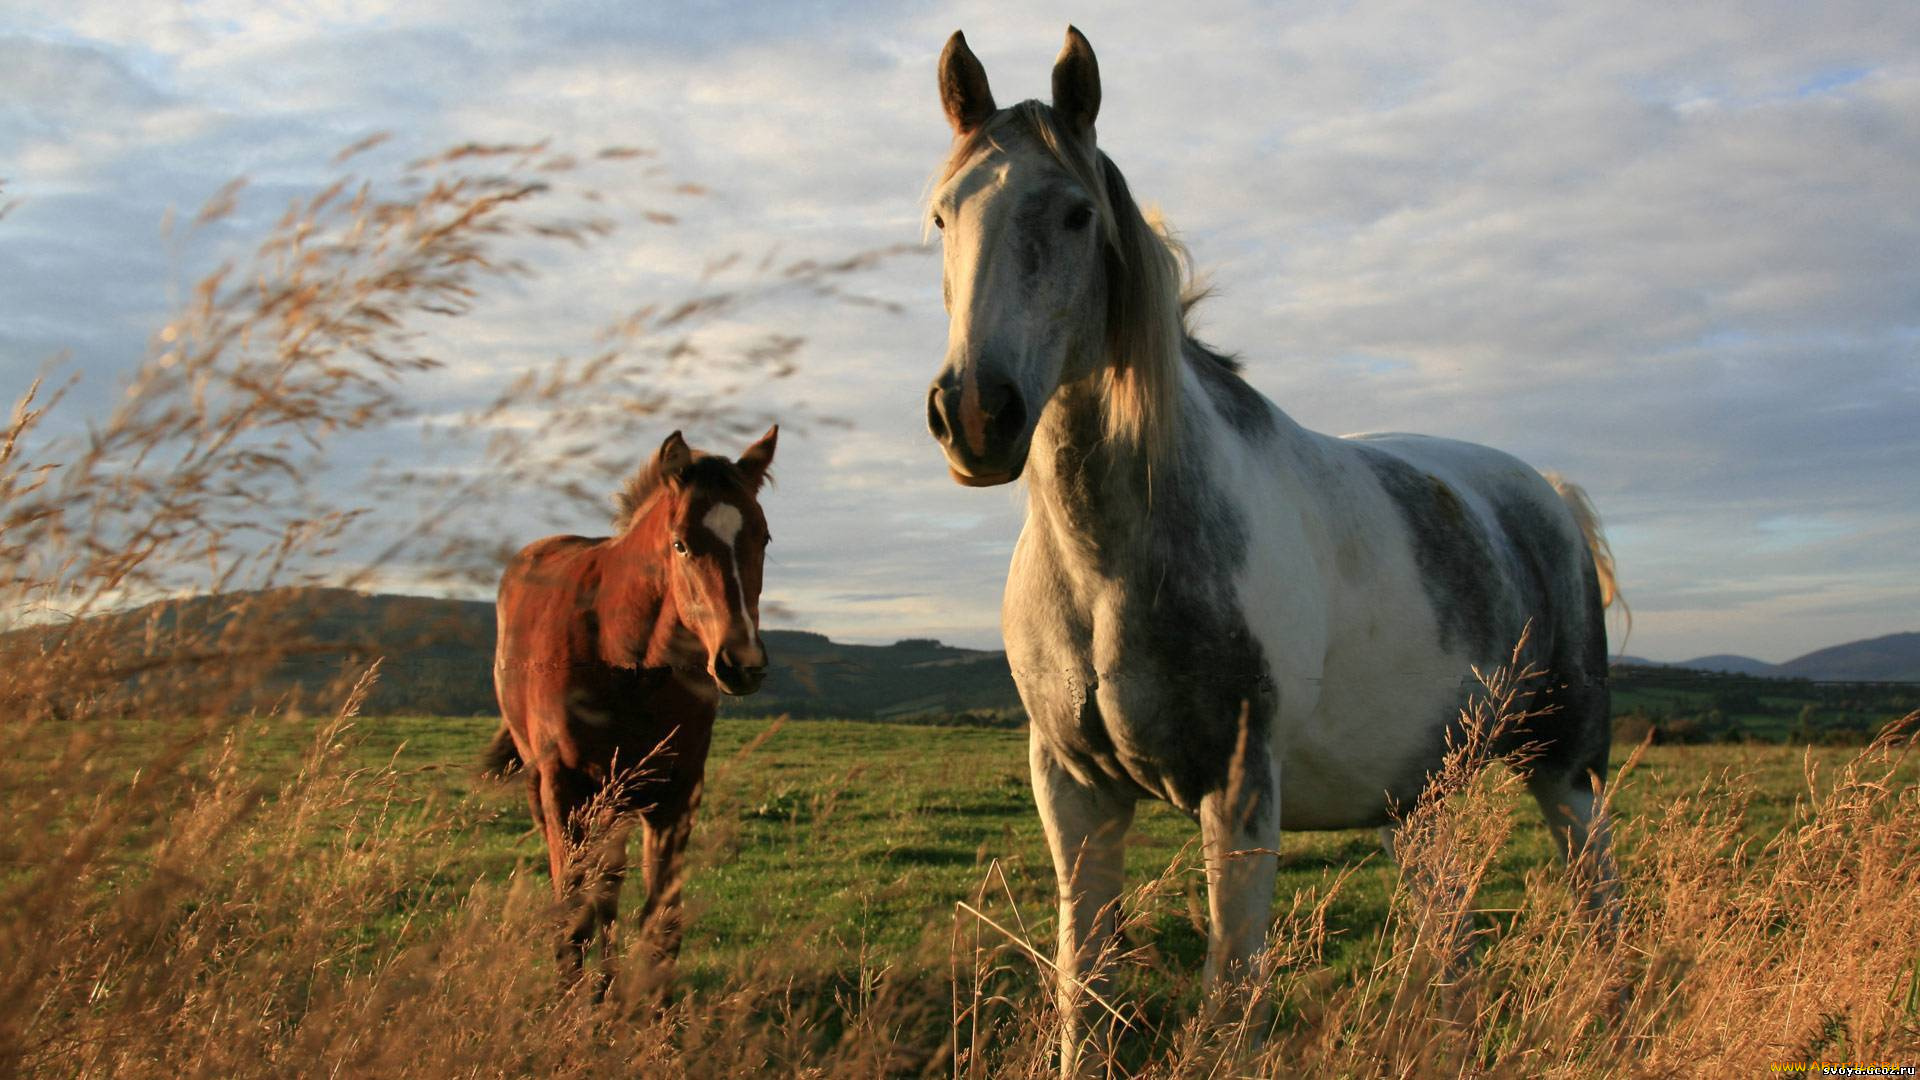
xmin=1615 ymin=632 xmax=1920 ymax=681
xmin=20 ymin=589 xmax=1917 ymax=720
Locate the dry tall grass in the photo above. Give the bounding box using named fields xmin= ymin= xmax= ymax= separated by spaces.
xmin=2 ymin=145 xmax=1917 ymax=1077
xmin=943 ymin=660 xmax=1919 ymax=1077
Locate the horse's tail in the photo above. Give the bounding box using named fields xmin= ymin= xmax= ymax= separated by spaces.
xmin=1544 ymin=472 xmax=1631 ymax=650
xmin=480 ymin=723 xmax=523 ymax=779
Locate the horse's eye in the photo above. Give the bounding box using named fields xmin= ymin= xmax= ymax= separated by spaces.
xmin=672 ymin=539 xmax=689 ymax=556
xmin=1063 ymin=204 xmax=1094 ymax=231
xmin=931 ymin=212 xmax=945 ymax=231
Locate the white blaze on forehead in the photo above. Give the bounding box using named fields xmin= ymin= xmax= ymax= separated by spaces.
xmin=701 ymin=502 xmax=743 ymax=547
xmin=699 ymin=500 xmax=757 ymax=646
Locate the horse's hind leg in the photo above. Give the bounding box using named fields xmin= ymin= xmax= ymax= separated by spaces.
xmin=1528 ymin=766 xmax=1620 ymax=930
xmin=537 ymin=766 xmax=599 ymax=986
xmin=1031 ymin=742 xmax=1137 ymax=1073
xmin=526 ymin=774 xmax=547 ymax=846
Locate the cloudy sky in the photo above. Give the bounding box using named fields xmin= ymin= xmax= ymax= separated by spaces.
xmin=3 ymin=2 xmax=1916 ymax=664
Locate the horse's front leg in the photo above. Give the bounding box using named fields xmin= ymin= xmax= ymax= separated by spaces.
xmin=579 ymin=819 xmax=631 ymax=1003
xmin=1198 ymin=743 xmax=1279 ymax=1008
xmin=1031 ymin=738 xmax=1136 ymax=1073
xmin=634 ymin=783 xmax=701 ymax=1004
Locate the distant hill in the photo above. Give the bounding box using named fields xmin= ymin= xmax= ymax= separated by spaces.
xmin=1615 ymin=633 xmax=1920 ymax=682
xmin=1777 ymin=632 xmax=1920 ymax=682
xmin=21 ymin=589 xmax=1916 ymax=725
xmin=273 ymin=590 xmax=1025 ymax=719
xmin=32 ymin=588 xmax=1023 ymax=720
xmin=1674 ymin=654 xmax=1778 ymax=677
xmin=734 ymin=631 xmax=1020 ymax=721
xmin=1612 ymin=654 xmax=1777 ymax=676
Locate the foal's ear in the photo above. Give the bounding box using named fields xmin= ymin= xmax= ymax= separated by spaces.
xmin=1051 ymin=25 xmax=1101 ymax=136
xmin=656 ymin=430 xmax=693 ymax=481
xmin=939 ymin=30 xmax=996 ymax=136
xmin=736 ymin=424 xmax=778 ymax=491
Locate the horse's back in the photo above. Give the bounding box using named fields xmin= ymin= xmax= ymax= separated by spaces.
xmin=1335 ymin=431 xmax=1602 ymax=671
xmin=1359 ymin=435 xmax=1606 ymax=704
xmin=501 ymin=534 xmax=604 ymax=595
xmin=1339 ymin=431 xmax=1561 ymax=516
xmin=497 ymin=534 xmax=603 ymax=667
xmin=1342 ymin=427 xmax=1581 ymax=557
xmin=493 ymin=535 xmax=605 ymax=757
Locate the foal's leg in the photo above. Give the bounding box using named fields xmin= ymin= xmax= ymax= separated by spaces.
xmin=634 ymin=786 xmax=701 ymax=1002
xmin=636 ymin=813 xmax=694 ymax=958
xmin=575 ymin=818 xmax=630 ymax=1002
xmin=537 ymin=766 xmax=600 ymax=985
xmin=1031 ymin=742 xmax=1136 ymax=1073
xmin=526 ymin=775 xmax=547 ymax=847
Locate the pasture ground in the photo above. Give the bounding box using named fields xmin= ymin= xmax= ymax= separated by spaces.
xmin=16 ymin=707 xmax=1916 ymax=1075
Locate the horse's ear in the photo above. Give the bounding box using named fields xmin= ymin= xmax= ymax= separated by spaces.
xmin=1051 ymin=25 xmax=1100 ymax=136
xmin=657 ymin=430 xmax=692 ymax=482
xmin=939 ymin=31 xmax=996 ymax=136
xmin=736 ymin=424 xmax=778 ymax=491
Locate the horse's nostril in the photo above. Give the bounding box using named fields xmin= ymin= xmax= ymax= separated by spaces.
xmin=926 ymin=385 xmax=951 ymax=443
xmin=989 ymin=386 xmax=1026 ymax=442
xmin=715 ymin=646 xmax=766 ymax=686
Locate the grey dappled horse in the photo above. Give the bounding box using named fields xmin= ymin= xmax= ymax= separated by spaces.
xmin=923 ymin=26 xmax=1622 ymax=1067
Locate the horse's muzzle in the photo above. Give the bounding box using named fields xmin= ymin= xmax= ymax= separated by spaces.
xmin=927 ymin=372 xmax=1028 ymax=486
xmin=712 ymin=645 xmax=768 ymax=696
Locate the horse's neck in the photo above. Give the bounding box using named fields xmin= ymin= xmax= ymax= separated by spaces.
xmin=1027 ymin=350 xmax=1320 ymax=582
xmin=1026 ymin=370 xmax=1201 ymax=573
xmin=599 ymin=519 xmax=681 ymax=668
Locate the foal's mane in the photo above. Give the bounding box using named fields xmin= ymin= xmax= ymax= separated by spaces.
xmin=611 ymin=453 xmax=757 ymax=532
xmin=936 ymin=100 xmax=1230 ymax=461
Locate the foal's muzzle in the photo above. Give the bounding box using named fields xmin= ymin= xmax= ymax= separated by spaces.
xmin=712 ymin=643 xmax=768 ymax=696
xmin=926 ymin=369 xmax=1029 ymax=486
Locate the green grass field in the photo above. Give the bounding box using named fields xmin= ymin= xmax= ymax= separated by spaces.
xmin=12 ymin=705 xmax=1918 ymax=1074
xmin=245 ymin=712 xmax=1891 ymax=993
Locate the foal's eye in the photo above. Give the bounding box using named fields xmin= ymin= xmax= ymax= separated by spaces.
xmin=931 ymin=212 xmax=945 ymax=231
xmin=672 ymin=539 xmax=688 ymax=556
xmin=1063 ymin=204 xmax=1094 ymax=231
